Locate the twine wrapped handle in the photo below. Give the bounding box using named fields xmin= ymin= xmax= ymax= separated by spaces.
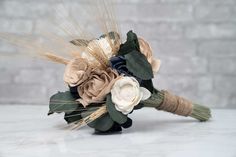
xmin=143 ymin=89 xmax=211 ymax=121
xmin=156 ymin=90 xmax=193 ymax=117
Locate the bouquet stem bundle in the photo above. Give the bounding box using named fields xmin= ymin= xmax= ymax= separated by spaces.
xmin=143 ymin=89 xmax=211 ymax=121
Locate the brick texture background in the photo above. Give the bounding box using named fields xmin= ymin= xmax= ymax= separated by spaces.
xmin=0 ymin=0 xmax=236 ymax=108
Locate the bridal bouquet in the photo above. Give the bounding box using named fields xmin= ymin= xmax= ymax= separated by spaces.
xmin=0 ymin=0 xmax=211 ymax=134
xmin=48 ymin=31 xmax=211 ymax=133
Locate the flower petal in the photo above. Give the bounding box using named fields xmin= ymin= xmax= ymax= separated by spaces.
xmin=151 ymin=58 xmax=161 ymax=73
xmin=140 ymin=87 xmax=151 ymax=100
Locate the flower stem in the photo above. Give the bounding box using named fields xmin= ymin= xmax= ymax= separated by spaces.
xmin=190 ymin=104 xmax=211 ymax=121
xmin=142 ymin=89 xmax=211 ymax=121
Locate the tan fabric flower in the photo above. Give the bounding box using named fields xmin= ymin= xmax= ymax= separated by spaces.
xmin=77 ymin=68 xmax=120 ymax=107
xmin=138 ymin=38 xmax=161 ymax=73
xmin=64 ymin=57 xmax=91 ymax=87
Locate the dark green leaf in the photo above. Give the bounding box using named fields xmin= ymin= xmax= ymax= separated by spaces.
xmin=118 ymin=43 xmax=136 ymax=56
xmin=64 ymin=106 xmax=101 ymax=124
xmin=127 ymin=30 xmax=139 ymax=45
xmin=121 ymin=117 xmax=132 ymax=129
xmin=118 ymin=30 xmax=140 ymax=56
xmin=80 ymin=107 xmax=101 ymax=117
xmin=64 ymin=111 xmax=82 ymax=124
xmin=81 ymin=110 xmax=114 ymax=132
xmin=133 ymin=103 xmax=144 ymax=110
xmin=140 ymin=79 xmax=154 ymax=93
xmin=89 ymin=114 xmax=114 ymax=132
xmin=48 ymin=91 xmax=79 ymax=115
xmin=125 ymin=50 xmax=154 ymax=80
xmin=106 ymin=94 xmax=127 ymax=124
xmin=94 ymin=122 xmax=122 ymax=134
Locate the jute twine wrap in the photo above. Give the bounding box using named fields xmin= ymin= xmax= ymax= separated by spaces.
xmin=156 ymin=90 xmax=193 ymax=117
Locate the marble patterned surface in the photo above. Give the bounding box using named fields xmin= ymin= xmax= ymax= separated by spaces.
xmin=0 ymin=105 xmax=235 ymax=157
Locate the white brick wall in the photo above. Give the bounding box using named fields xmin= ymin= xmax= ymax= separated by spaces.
xmin=0 ymin=0 xmax=236 ymax=108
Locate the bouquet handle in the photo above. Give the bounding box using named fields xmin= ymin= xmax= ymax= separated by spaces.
xmin=143 ymin=90 xmax=211 ymax=121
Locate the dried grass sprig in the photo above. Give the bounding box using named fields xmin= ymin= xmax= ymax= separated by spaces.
xmin=70 ymin=105 xmax=108 ymax=130
xmin=42 ymin=53 xmax=69 ymax=65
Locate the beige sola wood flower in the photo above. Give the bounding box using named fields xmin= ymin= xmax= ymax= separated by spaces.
xmin=77 ymin=68 xmax=120 ymax=107
xmin=64 ymin=57 xmax=92 ymax=87
xmin=63 ymin=57 xmax=120 ymax=107
xmin=63 ymin=32 xmax=122 ymax=107
xmin=138 ymin=38 xmax=161 ymax=73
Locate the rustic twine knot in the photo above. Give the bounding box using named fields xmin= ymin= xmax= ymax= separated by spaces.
xmin=156 ymin=90 xmax=193 ymax=116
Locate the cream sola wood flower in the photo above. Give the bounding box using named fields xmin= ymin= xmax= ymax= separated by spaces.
xmin=80 ymin=38 xmax=113 ymax=64
xmin=71 ymin=32 xmax=121 ymax=66
xmin=111 ymin=76 xmax=151 ymax=115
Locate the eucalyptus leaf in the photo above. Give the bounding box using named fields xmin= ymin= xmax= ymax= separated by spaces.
xmin=81 ymin=110 xmax=114 ymax=132
xmin=106 ymin=94 xmax=128 ymax=124
xmin=121 ymin=117 xmax=133 ymax=129
xmin=140 ymin=79 xmax=154 ymax=93
xmin=118 ymin=30 xmax=140 ymax=56
xmin=134 ymin=103 xmax=144 ymax=110
xmin=64 ymin=111 xmax=82 ymax=124
xmin=125 ymin=50 xmax=153 ymax=80
xmin=127 ymin=30 xmax=139 ymax=45
xmin=80 ymin=107 xmax=100 ymax=117
xmin=48 ymin=91 xmax=79 ymax=115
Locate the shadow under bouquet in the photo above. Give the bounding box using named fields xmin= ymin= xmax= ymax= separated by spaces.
xmin=48 ymin=31 xmax=211 ymax=133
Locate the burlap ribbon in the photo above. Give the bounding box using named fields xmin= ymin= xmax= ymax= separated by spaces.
xmin=156 ymin=90 xmax=193 ymax=116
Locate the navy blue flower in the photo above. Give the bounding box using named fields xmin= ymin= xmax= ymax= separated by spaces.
xmin=109 ymin=56 xmax=143 ymax=83
xmin=109 ymin=56 xmax=130 ymax=76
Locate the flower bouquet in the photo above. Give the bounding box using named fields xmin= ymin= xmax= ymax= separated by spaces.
xmin=48 ymin=31 xmax=211 ymax=133
xmin=0 ymin=0 xmax=211 ymax=134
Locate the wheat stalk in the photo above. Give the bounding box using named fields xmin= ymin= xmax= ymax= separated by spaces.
xmin=42 ymin=53 xmax=69 ymax=65
xmin=70 ymin=105 xmax=108 ymax=130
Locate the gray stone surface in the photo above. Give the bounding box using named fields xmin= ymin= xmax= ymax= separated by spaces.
xmin=0 ymin=0 xmax=236 ymax=108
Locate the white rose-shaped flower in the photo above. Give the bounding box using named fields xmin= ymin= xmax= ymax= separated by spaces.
xmin=111 ymin=76 xmax=151 ymax=115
